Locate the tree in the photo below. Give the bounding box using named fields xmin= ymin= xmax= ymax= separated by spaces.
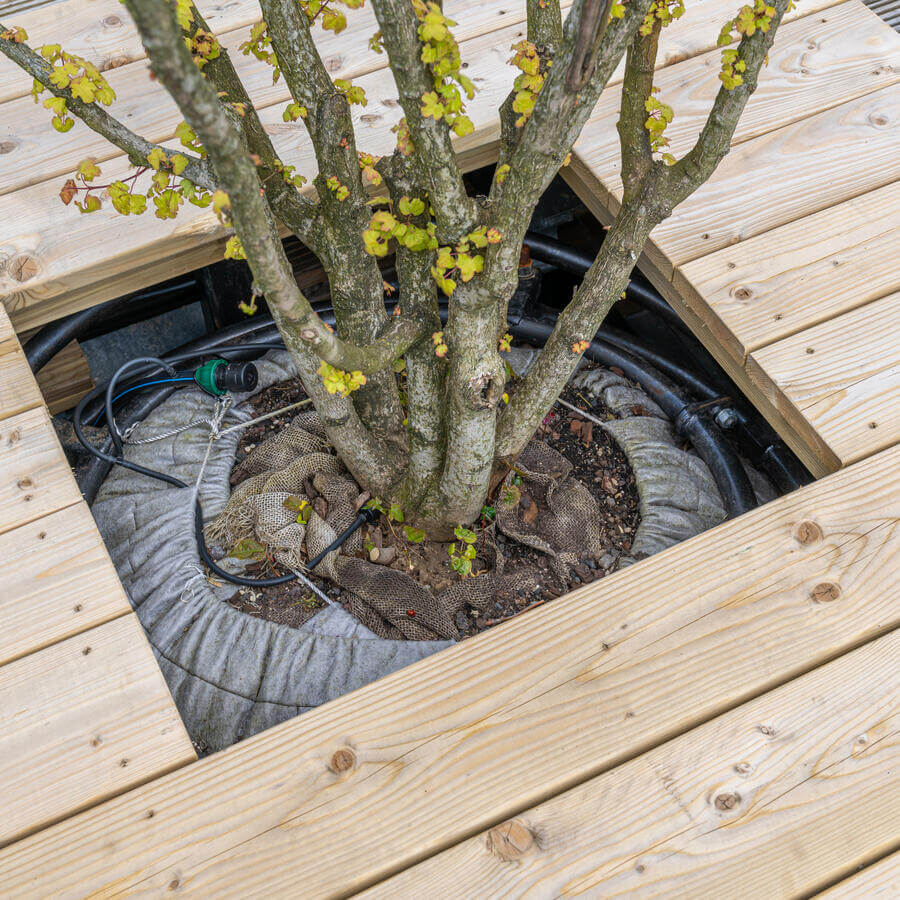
xmin=1 ymin=0 xmax=788 ymax=534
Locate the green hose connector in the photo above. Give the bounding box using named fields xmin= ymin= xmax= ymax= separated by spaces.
xmin=194 ymin=358 xmax=228 ymax=396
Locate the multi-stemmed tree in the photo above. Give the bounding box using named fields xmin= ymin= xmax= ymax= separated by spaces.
xmin=1 ymin=0 xmax=788 ymax=533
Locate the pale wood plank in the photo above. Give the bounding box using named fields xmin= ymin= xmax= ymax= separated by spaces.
xmin=0 ymin=502 xmax=132 ymax=667
xmin=362 ymin=632 xmax=899 ymax=900
xmin=572 ymin=76 xmax=900 ymax=281
xmin=817 ymin=851 xmax=900 ymax=898
xmin=676 ymin=181 xmax=900 ymax=361
xmin=586 ymin=1 xmax=899 ymax=163
xmin=34 ymin=339 xmax=94 ymax=413
xmin=0 ymin=0 xmax=834 ymax=327
xmin=0 ymin=334 xmax=43 ymax=420
xmin=0 ymin=0 xmax=831 ymax=198
xmin=748 ymin=292 xmax=900 ymax=466
xmin=0 ymin=18 xmax=528 ymax=328
xmin=1 ymin=447 xmax=896 ymax=897
xmin=0 ymin=0 xmax=536 ymax=197
xmin=0 ymin=613 xmax=195 ymax=848
xmin=0 ymin=405 xmax=83 ymax=536
xmin=0 ymin=294 xmax=12 ymax=341
xmin=0 ymin=0 xmax=263 ymax=105
xmin=651 ymin=84 xmax=900 ymax=271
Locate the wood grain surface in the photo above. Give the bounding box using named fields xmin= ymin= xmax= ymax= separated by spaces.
xmin=0 ymin=446 xmax=896 ymax=896
xmin=748 ymin=292 xmax=900 ymax=466
xmin=362 ymin=632 xmax=899 ymax=899
xmin=0 ymin=614 xmax=195 ymax=848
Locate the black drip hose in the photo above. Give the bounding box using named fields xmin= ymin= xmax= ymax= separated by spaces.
xmin=523 ymin=231 xmax=689 ymax=333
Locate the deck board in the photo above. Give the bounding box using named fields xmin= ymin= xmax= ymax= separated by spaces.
xmin=0 ymin=405 xmax=83 ymax=536
xmin=0 ymin=0 xmax=829 ymax=331
xmin=0 ymin=504 xmax=132 ymax=667
xmin=676 ymin=182 xmax=900 ymax=361
xmin=817 ymin=851 xmax=900 ymax=898
xmin=749 ymin=292 xmax=900 ymax=465
xmin=0 ymin=302 xmax=196 ymax=847
xmin=0 ymin=614 xmax=195 ymax=847
xmin=0 ymin=445 xmax=895 ymax=896
xmin=361 ymin=632 xmax=899 ymax=899
xmin=0 ymin=0 xmax=897 ymax=891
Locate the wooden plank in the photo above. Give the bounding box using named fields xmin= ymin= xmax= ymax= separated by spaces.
xmin=1 ymin=0 xmax=829 ymax=197
xmin=0 ymin=613 xmax=195 ymax=848
xmin=676 ymin=181 xmax=900 ymax=361
xmin=1 ymin=447 xmax=896 ymax=897
xmin=748 ymin=292 xmax=900 ymax=467
xmin=650 ymin=84 xmax=900 ymax=271
xmin=0 ymin=0 xmax=833 ymax=328
xmin=572 ymin=72 xmax=900 ymax=280
xmin=34 ymin=339 xmax=94 ymax=413
xmin=0 ymin=294 xmax=12 ymax=341
xmin=817 ymin=851 xmax=900 ymax=898
xmin=0 ymin=0 xmax=536 ymax=197
xmin=361 ymin=632 xmax=900 ymax=899
xmin=587 ymin=1 xmax=899 ymax=161
xmin=0 ymin=0 xmax=262 ymax=106
xmin=0 ymin=502 xmax=132 ymax=667
xmin=0 ymin=334 xmax=42 ymax=420
xmin=0 ymin=405 xmax=83 ymax=536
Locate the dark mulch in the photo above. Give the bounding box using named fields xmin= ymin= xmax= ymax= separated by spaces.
xmin=220 ymin=368 xmax=640 ymax=637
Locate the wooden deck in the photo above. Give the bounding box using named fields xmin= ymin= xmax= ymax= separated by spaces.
xmin=0 ymin=303 xmax=196 ymax=850
xmin=0 ymin=0 xmax=897 ymax=895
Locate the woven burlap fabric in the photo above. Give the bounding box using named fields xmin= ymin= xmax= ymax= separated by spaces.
xmin=496 ymin=441 xmax=600 ymax=582
xmin=210 ymin=415 xmax=600 ymax=640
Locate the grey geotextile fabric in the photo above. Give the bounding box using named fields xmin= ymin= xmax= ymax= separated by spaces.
xmin=93 ymin=348 xmax=767 ymax=752
xmin=93 ymin=352 xmax=451 ymax=753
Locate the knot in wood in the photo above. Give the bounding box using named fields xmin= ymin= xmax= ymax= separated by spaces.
xmin=9 ymin=254 xmax=39 ymax=282
xmin=810 ymin=582 xmax=840 ymax=603
xmin=792 ymin=520 xmax=822 ymax=545
xmin=486 ymin=819 xmax=534 ymax=861
xmin=329 ymin=747 xmax=356 ymax=773
xmin=466 ymin=372 xmax=505 ymax=410
xmin=714 ymin=792 xmax=740 ymax=810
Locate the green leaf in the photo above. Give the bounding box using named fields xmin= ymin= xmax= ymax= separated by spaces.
xmin=453 ymin=525 xmax=477 ymax=544
xmin=404 ymin=525 xmax=426 ymax=543
xmin=230 ymin=537 xmax=267 ymax=560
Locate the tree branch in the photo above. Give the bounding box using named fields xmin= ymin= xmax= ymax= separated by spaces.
xmin=528 ymin=0 xmax=564 ymax=57
xmin=180 ymin=2 xmax=323 ymax=250
xmin=616 ymin=18 xmax=660 ymax=194
xmin=486 ymin=0 xmax=653 ymax=297
xmin=262 ymin=0 xmax=406 ymax=433
xmin=121 ymin=0 xmax=407 ymax=376
xmin=371 ymin=0 xmax=476 ymax=242
xmin=0 ymin=28 xmax=213 ymax=189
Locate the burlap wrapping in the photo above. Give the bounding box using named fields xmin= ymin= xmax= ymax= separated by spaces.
xmin=208 ymin=411 xmax=600 ymax=640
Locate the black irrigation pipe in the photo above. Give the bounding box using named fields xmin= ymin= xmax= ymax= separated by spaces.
xmin=76 ymin=303 xmax=757 ymax=519
xmin=523 ymin=231 xmax=689 ymax=333
xmin=24 ymin=279 xmax=200 ymax=374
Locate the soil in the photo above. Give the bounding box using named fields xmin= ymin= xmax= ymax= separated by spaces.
xmin=221 ymin=366 xmax=640 ymax=638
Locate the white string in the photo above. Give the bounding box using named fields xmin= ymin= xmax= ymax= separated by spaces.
xmin=215 ymin=396 xmax=313 ymax=437
xmin=556 ymin=396 xmax=607 ymax=427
